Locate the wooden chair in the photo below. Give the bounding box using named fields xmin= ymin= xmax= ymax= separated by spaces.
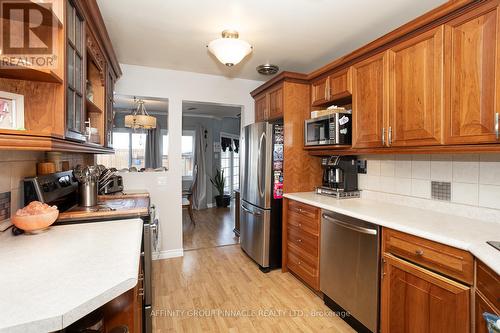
xmin=182 ymin=166 xmax=197 ymax=225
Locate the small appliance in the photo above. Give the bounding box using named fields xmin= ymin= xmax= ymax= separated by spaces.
xmin=99 ymin=175 xmax=123 ymax=195
xmin=316 ymin=156 xmax=360 ymax=199
xmin=304 ymin=110 xmax=352 ymax=146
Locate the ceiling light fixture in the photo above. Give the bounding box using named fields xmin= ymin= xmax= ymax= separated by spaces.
xmin=125 ymin=97 xmax=157 ymax=130
xmin=207 ymin=30 xmax=252 ymax=67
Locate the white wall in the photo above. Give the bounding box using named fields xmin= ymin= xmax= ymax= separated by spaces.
xmin=115 ymin=64 xmax=262 ymax=259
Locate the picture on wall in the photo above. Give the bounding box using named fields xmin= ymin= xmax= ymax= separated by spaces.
xmin=0 ymin=91 xmax=24 ymax=130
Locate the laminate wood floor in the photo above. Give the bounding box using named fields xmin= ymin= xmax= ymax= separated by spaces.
xmin=152 ymin=245 xmax=355 ymax=333
xmin=183 ymin=205 xmax=239 ymax=251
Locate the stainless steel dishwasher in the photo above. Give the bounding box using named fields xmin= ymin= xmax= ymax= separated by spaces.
xmin=320 ymin=210 xmax=380 ymax=333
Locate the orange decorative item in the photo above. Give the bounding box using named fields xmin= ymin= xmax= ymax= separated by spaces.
xmin=11 ymin=201 xmax=59 ymax=233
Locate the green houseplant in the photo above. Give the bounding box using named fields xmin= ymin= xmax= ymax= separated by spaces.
xmin=210 ymin=169 xmax=231 ymax=207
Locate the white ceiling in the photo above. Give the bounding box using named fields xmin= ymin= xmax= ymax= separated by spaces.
xmin=183 ymin=101 xmax=242 ymax=119
xmin=97 ymin=0 xmax=447 ymax=81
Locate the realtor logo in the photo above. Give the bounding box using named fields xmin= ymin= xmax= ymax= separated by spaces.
xmin=0 ymin=0 xmax=58 ymax=68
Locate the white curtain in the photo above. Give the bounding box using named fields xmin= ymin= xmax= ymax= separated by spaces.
xmin=192 ymin=125 xmax=207 ymax=209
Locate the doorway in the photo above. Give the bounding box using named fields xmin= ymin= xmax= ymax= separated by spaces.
xmin=181 ymin=101 xmax=243 ymax=251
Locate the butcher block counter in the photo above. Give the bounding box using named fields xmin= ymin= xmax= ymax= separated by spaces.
xmin=57 ymin=192 xmax=150 ymax=222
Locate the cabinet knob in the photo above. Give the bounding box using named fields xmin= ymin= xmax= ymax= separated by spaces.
xmin=415 ymin=249 xmax=424 ymax=256
xmin=297 ymin=239 xmax=302 ymax=243
xmin=297 ymin=261 xmax=302 ymax=265
xmin=298 ymin=223 xmax=302 ymax=227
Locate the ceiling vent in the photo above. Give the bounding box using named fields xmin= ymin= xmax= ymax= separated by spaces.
xmin=256 ymin=64 xmax=279 ymax=75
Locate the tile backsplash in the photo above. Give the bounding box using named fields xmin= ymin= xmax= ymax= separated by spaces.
xmin=0 ymin=151 xmax=95 ymax=217
xmin=358 ymin=154 xmax=500 ymax=211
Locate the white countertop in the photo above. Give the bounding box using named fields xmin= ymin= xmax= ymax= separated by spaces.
xmin=284 ymin=192 xmax=500 ymax=275
xmin=0 ymin=218 xmax=143 ymax=333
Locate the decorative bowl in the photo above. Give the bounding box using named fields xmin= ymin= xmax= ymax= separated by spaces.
xmin=11 ymin=209 xmax=59 ymax=233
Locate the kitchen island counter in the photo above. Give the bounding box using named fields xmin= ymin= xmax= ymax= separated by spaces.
xmin=0 ymin=218 xmax=143 ymax=332
xmin=284 ymin=192 xmax=500 ymax=275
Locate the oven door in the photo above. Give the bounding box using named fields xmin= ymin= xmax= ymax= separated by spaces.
xmin=304 ymin=115 xmax=336 ymax=146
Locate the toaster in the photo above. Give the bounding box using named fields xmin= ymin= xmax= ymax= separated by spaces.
xmin=100 ymin=175 xmax=123 ymax=195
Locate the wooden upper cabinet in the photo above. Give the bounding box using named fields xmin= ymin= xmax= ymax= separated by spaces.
xmin=254 ymin=93 xmax=268 ymax=123
xmin=352 ymin=52 xmax=389 ymax=148
xmin=444 ymin=1 xmax=500 ymax=144
xmin=311 ymin=69 xmax=352 ymax=106
xmin=268 ymin=85 xmax=283 ymax=120
xmin=388 ymin=26 xmax=444 ymax=147
xmin=381 ymin=254 xmax=470 ymax=333
xmin=329 ymin=67 xmax=352 ymax=101
xmin=311 ymin=76 xmax=329 ymax=106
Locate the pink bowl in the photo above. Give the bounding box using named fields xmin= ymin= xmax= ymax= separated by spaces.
xmin=12 ymin=210 xmax=59 ymax=233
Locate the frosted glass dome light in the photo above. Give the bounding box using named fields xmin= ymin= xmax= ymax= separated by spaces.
xmin=207 ymin=30 xmax=252 ymax=66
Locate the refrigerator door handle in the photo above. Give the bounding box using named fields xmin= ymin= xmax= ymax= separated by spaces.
xmin=242 ymin=205 xmax=262 ymax=216
xmin=257 ymin=131 xmax=266 ymax=199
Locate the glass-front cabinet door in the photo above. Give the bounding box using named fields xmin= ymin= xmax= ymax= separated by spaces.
xmin=105 ymin=68 xmax=115 ymax=148
xmin=66 ymin=0 xmax=86 ymax=141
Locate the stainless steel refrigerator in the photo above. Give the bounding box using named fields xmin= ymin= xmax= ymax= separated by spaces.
xmin=240 ymin=121 xmax=283 ymax=272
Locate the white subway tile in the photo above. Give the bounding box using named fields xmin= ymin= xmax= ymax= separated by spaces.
xmin=411 ymin=179 xmax=431 ymax=199
xmin=411 ymin=155 xmax=431 ymax=180
xmin=367 ymin=159 xmax=381 ymax=176
xmin=10 ymin=188 xmax=21 ymax=214
xmin=479 ymin=154 xmax=500 ymax=186
xmin=380 ymin=159 xmax=395 ymax=177
xmin=452 ymin=154 xmax=479 ymax=184
xmin=364 ymin=175 xmax=380 ymax=191
xmin=358 ymin=174 xmax=368 ymax=190
xmin=0 ymin=162 xmax=11 ymax=193
xmin=10 ymin=161 xmax=36 ymax=190
xmin=430 ymin=155 xmax=452 ymax=181
xmin=379 ymin=176 xmax=395 ymax=193
xmin=452 ymin=182 xmax=478 ymax=206
xmin=479 ymin=184 xmax=500 ymax=210
xmin=393 ymin=177 xmax=412 ymax=196
xmin=395 ymin=155 xmax=412 ymax=178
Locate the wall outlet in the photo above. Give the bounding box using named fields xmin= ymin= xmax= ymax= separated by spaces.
xmin=357 ymin=160 xmax=367 ymax=174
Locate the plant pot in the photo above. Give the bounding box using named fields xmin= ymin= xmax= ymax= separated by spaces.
xmin=215 ymin=195 xmax=231 ymax=208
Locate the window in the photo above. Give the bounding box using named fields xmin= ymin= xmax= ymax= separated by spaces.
xmin=182 ymin=131 xmax=195 ymax=178
xmin=220 ymin=134 xmax=240 ymax=195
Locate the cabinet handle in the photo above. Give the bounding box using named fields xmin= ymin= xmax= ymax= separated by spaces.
xmin=296 ymin=239 xmax=302 ymax=243
xmin=298 ymin=223 xmax=302 ymax=227
xmin=139 ymin=288 xmax=144 ymax=297
xmin=382 ymin=127 xmax=385 ymax=146
xmin=297 ymin=260 xmax=302 ymax=265
xmin=495 ymin=112 xmax=499 ymax=140
xmin=415 ymin=249 xmax=424 ymax=256
xmin=388 ymin=126 xmax=393 ymax=146
xmin=381 ymin=257 xmax=386 ymax=279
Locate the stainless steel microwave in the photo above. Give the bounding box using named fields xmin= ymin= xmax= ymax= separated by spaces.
xmin=304 ymin=111 xmax=352 ymax=146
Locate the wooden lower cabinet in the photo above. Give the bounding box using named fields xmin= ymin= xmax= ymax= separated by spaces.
xmin=103 ymin=261 xmax=143 ymax=332
xmin=381 ymin=253 xmax=470 ymax=333
xmin=475 ymin=291 xmax=500 ymax=333
xmin=283 ymin=199 xmax=321 ymax=290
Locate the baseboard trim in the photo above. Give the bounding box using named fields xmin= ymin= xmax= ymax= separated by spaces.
xmin=207 ymin=202 xmax=215 ymax=208
xmin=153 ymin=248 xmax=184 ymax=260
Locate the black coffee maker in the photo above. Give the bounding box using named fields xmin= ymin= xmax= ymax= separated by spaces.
xmin=321 ymin=155 xmax=358 ymax=192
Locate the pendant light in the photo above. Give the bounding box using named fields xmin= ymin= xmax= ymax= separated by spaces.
xmin=125 ymin=97 xmax=157 ymax=130
xmin=207 ymin=30 xmax=252 ymax=66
